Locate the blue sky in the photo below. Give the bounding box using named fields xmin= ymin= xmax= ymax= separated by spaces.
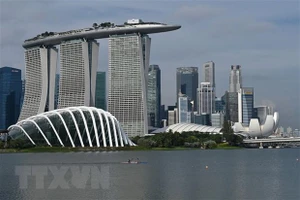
xmin=0 ymin=0 xmax=299 ymax=129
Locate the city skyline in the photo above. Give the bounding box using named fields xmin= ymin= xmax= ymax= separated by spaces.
xmin=0 ymin=1 xmax=299 ymax=128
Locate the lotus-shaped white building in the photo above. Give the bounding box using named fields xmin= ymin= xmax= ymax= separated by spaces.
xmin=233 ymin=112 xmax=279 ymax=138
xmin=8 ymin=106 xmax=135 ymax=147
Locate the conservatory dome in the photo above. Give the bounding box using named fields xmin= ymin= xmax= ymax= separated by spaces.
xmin=8 ymin=106 xmax=135 ymax=147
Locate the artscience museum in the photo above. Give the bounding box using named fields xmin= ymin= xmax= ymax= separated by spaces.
xmin=7 ymin=106 xmax=135 ymax=147
xmin=233 ymin=112 xmax=279 ymax=138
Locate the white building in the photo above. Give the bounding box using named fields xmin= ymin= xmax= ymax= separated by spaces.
xmin=108 ymin=34 xmax=150 ymax=137
xmin=202 ymin=61 xmax=215 ymax=88
xmin=58 ymin=39 xmax=99 ymax=109
xmin=19 ymin=46 xmax=58 ymax=121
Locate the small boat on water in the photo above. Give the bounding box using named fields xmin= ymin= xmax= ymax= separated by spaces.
xmin=121 ymin=161 xmax=140 ymax=164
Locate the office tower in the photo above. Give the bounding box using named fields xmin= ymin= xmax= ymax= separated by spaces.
xmin=211 ymin=112 xmax=224 ymax=128
xmin=194 ymin=113 xmax=211 ymax=126
xmin=108 ymin=34 xmax=150 ymax=137
xmin=215 ymin=97 xmax=225 ymax=112
xmin=202 ymin=61 xmax=215 ymax=87
xmin=224 ymin=91 xmax=239 ymax=123
xmin=19 ymin=46 xmax=58 ymax=121
xmin=58 ymin=39 xmax=99 ymax=108
xmin=198 ymin=82 xmax=215 ymax=114
xmin=238 ymin=87 xmax=254 ymax=126
xmin=229 ymin=65 xmax=242 ymax=92
xmin=168 ymin=108 xmax=178 ymax=126
xmin=0 ymin=67 xmax=22 ymax=129
xmin=178 ymin=94 xmax=191 ymax=123
xmin=95 ymin=71 xmax=106 ymax=110
xmin=160 ymin=105 xmax=167 ymax=121
xmin=147 ymin=65 xmax=161 ymax=127
xmin=54 ymin=74 xmax=59 ymax=109
xmin=176 ymin=67 xmax=198 ymax=109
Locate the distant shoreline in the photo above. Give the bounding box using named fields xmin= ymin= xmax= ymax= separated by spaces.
xmin=0 ymin=143 xmax=241 ymax=153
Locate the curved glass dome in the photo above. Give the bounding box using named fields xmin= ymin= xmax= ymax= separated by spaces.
xmin=8 ymin=106 xmax=135 ymax=147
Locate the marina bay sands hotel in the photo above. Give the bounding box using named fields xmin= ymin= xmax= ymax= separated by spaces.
xmin=20 ymin=19 xmax=180 ymax=137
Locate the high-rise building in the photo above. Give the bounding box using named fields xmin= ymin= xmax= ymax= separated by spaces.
xmin=202 ymin=61 xmax=215 ymax=88
xmin=215 ymin=97 xmax=225 ymax=113
xmin=178 ymin=94 xmax=191 ymax=123
xmin=95 ymin=71 xmax=106 ymax=110
xmin=58 ymin=39 xmax=99 ymax=108
xmin=198 ymin=82 xmax=215 ymax=114
xmin=238 ymin=87 xmax=254 ymax=126
xmin=54 ymin=74 xmax=60 ymax=109
xmin=19 ymin=46 xmax=58 ymax=121
xmin=0 ymin=67 xmax=22 ymax=129
xmin=224 ymin=91 xmax=239 ymax=123
xmin=108 ymin=34 xmax=150 ymax=137
xmin=176 ymin=67 xmax=198 ymax=109
xmin=147 ymin=65 xmax=161 ymax=127
xmin=211 ymin=112 xmax=224 ymax=128
xmin=194 ymin=113 xmax=211 ymax=126
xmin=229 ymin=65 xmax=242 ymax=93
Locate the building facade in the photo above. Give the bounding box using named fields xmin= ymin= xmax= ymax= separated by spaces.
xmin=58 ymin=39 xmax=99 ymax=108
xmin=215 ymin=98 xmax=225 ymax=113
xmin=211 ymin=112 xmax=224 ymax=128
xmin=108 ymin=34 xmax=150 ymax=137
xmin=54 ymin=74 xmax=59 ymax=109
xmin=198 ymin=82 xmax=215 ymax=114
xmin=225 ymin=91 xmax=239 ymax=123
xmin=229 ymin=65 xmax=242 ymax=93
xmin=238 ymin=87 xmax=254 ymax=126
xmin=19 ymin=46 xmax=58 ymax=121
xmin=0 ymin=67 xmax=22 ymax=129
xmin=95 ymin=71 xmax=106 ymax=110
xmin=147 ymin=65 xmax=161 ymax=127
xmin=202 ymin=61 xmax=215 ymax=88
xmin=178 ymin=94 xmax=191 ymax=123
xmin=176 ymin=67 xmax=198 ymax=109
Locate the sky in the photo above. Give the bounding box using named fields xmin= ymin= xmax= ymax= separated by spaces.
xmin=0 ymin=0 xmax=299 ymax=129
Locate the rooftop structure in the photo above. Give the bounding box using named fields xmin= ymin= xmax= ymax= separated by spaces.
xmin=23 ymin=20 xmax=180 ymax=48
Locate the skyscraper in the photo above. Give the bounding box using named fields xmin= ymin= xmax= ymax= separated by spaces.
xmin=19 ymin=46 xmax=58 ymax=121
xmin=176 ymin=67 xmax=198 ymax=109
xmin=0 ymin=67 xmax=22 ymax=129
xmin=178 ymin=94 xmax=191 ymax=123
xmin=58 ymin=39 xmax=99 ymax=108
xmin=147 ymin=65 xmax=161 ymax=127
xmin=108 ymin=34 xmax=150 ymax=137
xmin=198 ymin=82 xmax=215 ymax=114
xmin=224 ymin=91 xmax=239 ymax=123
xmin=229 ymin=65 xmax=242 ymax=93
xmin=238 ymin=87 xmax=254 ymax=126
xmin=95 ymin=71 xmax=106 ymax=110
xmin=202 ymin=61 xmax=215 ymax=88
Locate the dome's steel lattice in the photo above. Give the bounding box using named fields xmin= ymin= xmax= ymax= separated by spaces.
xmin=152 ymin=123 xmax=222 ymax=134
xmin=8 ymin=106 xmax=135 ymax=147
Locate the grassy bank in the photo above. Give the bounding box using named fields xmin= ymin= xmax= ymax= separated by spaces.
xmin=0 ymin=143 xmax=242 ymax=153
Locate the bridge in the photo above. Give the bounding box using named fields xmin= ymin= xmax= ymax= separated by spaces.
xmin=243 ymin=137 xmax=300 ymax=148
